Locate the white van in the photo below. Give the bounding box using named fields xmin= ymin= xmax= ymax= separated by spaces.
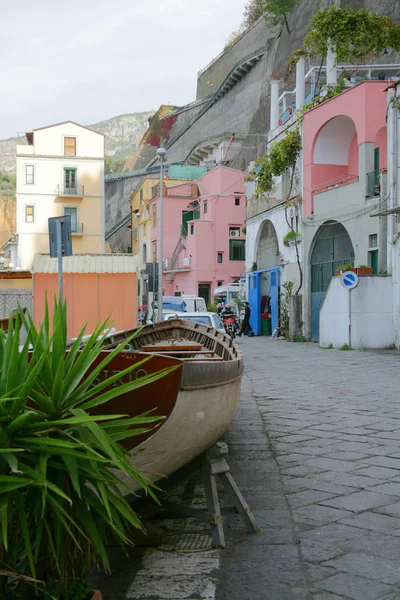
xmin=181 ymin=295 xmax=207 ymax=312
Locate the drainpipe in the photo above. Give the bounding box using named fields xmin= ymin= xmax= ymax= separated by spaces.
xmin=326 ymin=42 xmax=337 ymax=87
xmin=270 ymin=81 xmax=280 ymax=132
xmin=295 ymin=57 xmax=306 ymax=111
xmin=387 ymin=87 xmax=396 ymax=274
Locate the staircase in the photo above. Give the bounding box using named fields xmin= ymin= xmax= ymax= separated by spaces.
xmin=170 ymin=225 xmax=187 ymax=271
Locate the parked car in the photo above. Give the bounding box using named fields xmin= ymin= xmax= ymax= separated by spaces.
xmin=163 ymin=311 xmax=225 ymax=333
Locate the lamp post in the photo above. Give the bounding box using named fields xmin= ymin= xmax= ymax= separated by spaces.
xmin=135 ymin=212 xmax=140 ymax=323
xmin=157 ymin=147 xmax=167 ymax=322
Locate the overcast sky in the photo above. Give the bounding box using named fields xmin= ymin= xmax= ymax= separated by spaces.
xmin=0 ymin=0 xmax=246 ymax=139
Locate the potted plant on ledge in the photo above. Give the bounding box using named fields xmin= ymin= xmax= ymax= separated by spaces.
xmin=0 ymin=300 xmax=171 ymax=600
xmin=283 ymin=231 xmax=301 ymax=247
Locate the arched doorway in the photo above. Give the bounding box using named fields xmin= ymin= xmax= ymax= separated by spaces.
xmin=310 ymin=221 xmax=354 ymax=341
xmin=257 ymin=220 xmax=279 ymax=269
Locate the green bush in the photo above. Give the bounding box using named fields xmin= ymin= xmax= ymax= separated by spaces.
xmin=0 ymin=300 xmax=175 ymax=599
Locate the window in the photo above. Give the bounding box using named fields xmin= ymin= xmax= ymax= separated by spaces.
xmin=64 ymin=137 xmax=76 ymax=156
xmin=140 ymin=189 xmax=143 ymax=203
xmin=25 ymin=205 xmax=34 ymax=223
xmin=64 ymin=168 xmax=77 ymax=193
xmin=151 ymin=184 xmax=159 ymax=199
xmin=229 ymin=239 xmax=245 ymax=261
xmin=152 ymin=204 xmax=157 ymax=227
xmin=218 ymin=280 xmax=223 ymax=287
xmin=217 ymin=252 xmax=223 ymax=264
xmin=142 ymin=243 xmax=147 ymax=263
xmin=204 ymin=202 xmax=208 ymax=214
xmin=235 ymin=197 xmax=240 ymax=206
xmin=25 ymin=165 xmax=34 ymax=185
xmin=369 ymin=234 xmax=378 ymax=249
xmin=64 ymin=206 xmax=78 ymax=232
xmin=190 ymin=223 xmax=194 ymax=235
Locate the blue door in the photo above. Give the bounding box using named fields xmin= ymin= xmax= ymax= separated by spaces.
xmin=270 ymin=268 xmax=280 ymax=331
xmin=248 ymin=272 xmax=260 ymax=335
xmin=311 ymin=292 xmax=326 ymax=342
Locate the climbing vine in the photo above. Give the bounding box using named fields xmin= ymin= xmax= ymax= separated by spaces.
xmin=254 ymin=128 xmax=301 ymax=194
xmin=291 ymin=6 xmax=400 ymax=66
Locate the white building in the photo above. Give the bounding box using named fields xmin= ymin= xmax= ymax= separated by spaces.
xmin=15 ymin=121 xmax=105 ymax=270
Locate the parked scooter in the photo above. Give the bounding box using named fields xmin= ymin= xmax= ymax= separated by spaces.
xmin=221 ymin=306 xmax=238 ymax=340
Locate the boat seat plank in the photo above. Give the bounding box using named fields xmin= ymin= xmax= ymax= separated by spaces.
xmin=142 ymin=343 xmax=203 ymax=352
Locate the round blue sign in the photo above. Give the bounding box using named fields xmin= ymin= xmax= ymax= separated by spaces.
xmin=340 ymin=271 xmax=359 ymax=289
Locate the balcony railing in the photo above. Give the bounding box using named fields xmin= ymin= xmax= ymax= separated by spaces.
xmin=71 ymin=222 xmax=84 ymax=235
xmin=366 ymin=170 xmax=380 ymax=198
xmin=163 ymin=256 xmax=191 ymax=272
xmin=57 ymin=184 xmax=85 ymax=197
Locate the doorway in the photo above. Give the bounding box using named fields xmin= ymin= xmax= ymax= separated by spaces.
xmin=248 ymin=267 xmax=280 ymax=335
xmin=310 ymin=222 xmax=354 ymax=341
xmin=198 ymin=283 xmax=211 ymax=306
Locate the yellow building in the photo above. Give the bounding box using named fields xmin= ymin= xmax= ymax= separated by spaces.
xmin=131 ymin=176 xmax=187 ymax=306
xmin=15 ymin=121 xmax=104 ymax=270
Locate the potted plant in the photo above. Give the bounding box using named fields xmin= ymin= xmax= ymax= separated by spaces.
xmin=335 ymin=263 xmax=355 ymax=275
xmin=283 ymin=231 xmax=301 ymax=247
xmin=0 ymin=300 xmax=173 ymax=600
xmin=357 ymin=265 xmax=373 ymax=275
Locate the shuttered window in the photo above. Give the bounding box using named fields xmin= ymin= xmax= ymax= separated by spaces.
xmin=64 ymin=168 xmax=77 ymax=193
xmin=64 ymin=137 xmax=76 ymax=156
xmin=25 ymin=165 xmax=34 ymax=184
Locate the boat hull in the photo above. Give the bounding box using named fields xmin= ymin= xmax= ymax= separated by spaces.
xmin=107 ymin=320 xmax=244 ymax=491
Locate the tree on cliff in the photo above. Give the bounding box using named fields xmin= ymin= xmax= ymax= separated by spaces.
xmin=264 ymin=0 xmax=300 ymax=34
xmin=243 ymin=0 xmax=265 ymax=27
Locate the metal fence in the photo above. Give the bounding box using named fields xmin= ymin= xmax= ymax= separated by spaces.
xmin=0 ymin=289 xmax=33 ymax=342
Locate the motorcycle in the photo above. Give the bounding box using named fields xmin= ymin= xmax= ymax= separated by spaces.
xmin=221 ymin=310 xmax=237 ymax=340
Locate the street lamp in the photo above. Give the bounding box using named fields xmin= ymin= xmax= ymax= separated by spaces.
xmin=135 ymin=212 xmax=140 ymax=323
xmin=157 ymin=147 xmax=167 ymax=322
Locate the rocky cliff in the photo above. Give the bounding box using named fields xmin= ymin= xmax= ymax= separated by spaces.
xmin=0 ymin=111 xmax=153 ymax=173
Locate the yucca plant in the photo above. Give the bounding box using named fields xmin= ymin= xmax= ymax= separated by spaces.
xmin=0 ymin=299 xmax=177 ymax=599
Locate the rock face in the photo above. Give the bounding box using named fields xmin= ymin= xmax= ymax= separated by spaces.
xmin=0 ymin=112 xmax=153 ymax=173
xmin=124 ymin=0 xmax=400 ymax=174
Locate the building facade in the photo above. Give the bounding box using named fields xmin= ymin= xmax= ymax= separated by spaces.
xmin=246 ymin=53 xmax=400 ymax=340
xmin=16 ymin=121 xmax=104 ymax=270
xmin=132 ymin=166 xmax=246 ymax=307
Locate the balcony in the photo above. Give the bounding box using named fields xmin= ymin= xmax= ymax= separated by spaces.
xmin=57 ymin=184 xmax=85 ymax=199
xmin=366 ymin=170 xmax=381 ymax=198
xmin=163 ymin=256 xmax=191 ymax=272
xmin=71 ymin=222 xmax=84 ymax=235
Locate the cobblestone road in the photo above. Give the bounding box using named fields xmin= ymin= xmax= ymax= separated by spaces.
xmin=95 ymin=338 xmax=400 ymax=599
xmin=220 ymin=337 xmax=400 ymax=600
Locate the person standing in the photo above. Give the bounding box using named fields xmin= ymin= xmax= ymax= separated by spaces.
xmin=238 ymin=302 xmax=254 ymax=337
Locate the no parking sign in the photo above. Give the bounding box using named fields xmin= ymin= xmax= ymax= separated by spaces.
xmin=340 ymin=271 xmax=359 ymax=289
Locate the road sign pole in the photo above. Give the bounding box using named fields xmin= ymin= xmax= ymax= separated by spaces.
xmin=348 ymin=288 xmax=352 ymax=349
xmin=56 ymin=219 xmax=63 ymax=301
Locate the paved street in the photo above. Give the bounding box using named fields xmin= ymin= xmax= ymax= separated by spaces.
xmin=221 ymin=337 xmax=400 ymax=600
xmin=96 ymin=338 xmax=400 ymax=599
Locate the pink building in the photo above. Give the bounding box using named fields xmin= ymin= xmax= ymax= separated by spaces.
xmin=302 ymin=80 xmax=389 ymax=341
xmin=149 ymin=166 xmax=246 ymax=305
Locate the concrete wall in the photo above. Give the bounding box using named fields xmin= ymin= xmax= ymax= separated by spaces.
xmin=320 ymin=276 xmax=394 ymax=349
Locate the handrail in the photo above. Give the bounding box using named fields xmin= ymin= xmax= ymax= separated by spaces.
xmin=105 ymin=213 xmax=131 ymax=239
xmin=313 ymin=173 xmax=359 ymax=195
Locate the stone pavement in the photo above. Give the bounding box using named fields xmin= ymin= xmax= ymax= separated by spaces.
xmin=94 ymin=338 xmax=400 ymax=599
xmin=219 ymin=337 xmax=400 ymax=600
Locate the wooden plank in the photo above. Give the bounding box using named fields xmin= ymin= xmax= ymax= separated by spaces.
xmin=142 ymin=343 xmax=202 ymax=352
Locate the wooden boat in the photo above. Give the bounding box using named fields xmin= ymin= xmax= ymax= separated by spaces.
xmin=99 ymin=319 xmax=243 ymax=491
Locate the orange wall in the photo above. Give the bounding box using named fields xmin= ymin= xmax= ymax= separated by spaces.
xmin=33 ymin=273 xmax=137 ymax=337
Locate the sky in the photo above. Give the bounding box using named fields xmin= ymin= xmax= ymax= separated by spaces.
xmin=0 ymin=0 xmax=245 ymax=139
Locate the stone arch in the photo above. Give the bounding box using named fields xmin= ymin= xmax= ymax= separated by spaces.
xmin=256 ymin=219 xmax=279 ymax=270
xmin=313 ymin=115 xmax=359 ymax=181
